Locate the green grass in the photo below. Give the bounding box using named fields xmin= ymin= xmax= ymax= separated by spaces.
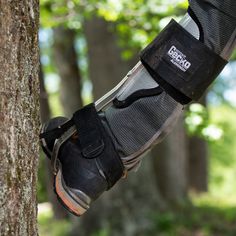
xmin=38 ymin=205 xmax=72 ymax=236
xmin=38 ymin=195 xmax=236 ymax=236
xmin=150 ymin=195 xmax=236 ymax=236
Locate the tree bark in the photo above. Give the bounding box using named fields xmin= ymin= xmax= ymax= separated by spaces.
xmin=53 ymin=27 xmax=83 ymax=117
xmin=39 ymin=64 xmax=69 ymax=219
xmin=71 ymin=17 xmax=165 ymax=236
xmin=152 ymin=115 xmax=188 ymax=205
xmin=0 ymin=1 xmax=39 ymax=235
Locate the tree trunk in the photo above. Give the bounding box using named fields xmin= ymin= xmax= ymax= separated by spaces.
xmin=0 ymin=1 xmax=39 ymax=235
xmin=84 ymin=17 xmax=133 ymax=99
xmin=152 ymin=115 xmax=188 ymax=205
xmin=71 ymin=17 xmax=165 ymax=236
xmin=39 ymin=64 xmax=69 ymax=219
xmin=188 ymin=136 xmax=208 ymax=192
xmin=53 ymin=27 xmax=83 ymax=117
xmin=188 ymin=95 xmax=208 ymax=192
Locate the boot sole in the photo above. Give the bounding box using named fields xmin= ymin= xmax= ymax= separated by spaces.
xmin=54 ymin=167 xmax=89 ymax=216
xmin=40 ymin=123 xmax=90 ymax=217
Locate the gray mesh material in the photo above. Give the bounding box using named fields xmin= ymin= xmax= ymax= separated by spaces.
xmin=99 ymin=64 xmax=183 ymax=170
xmin=189 ymin=0 xmax=236 ymax=58
xmin=99 ymin=1 xmax=236 ymax=171
xmin=101 ymin=91 xmax=182 ymax=157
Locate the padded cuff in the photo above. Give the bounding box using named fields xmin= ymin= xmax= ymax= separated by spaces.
xmin=140 ymin=19 xmax=227 ymax=103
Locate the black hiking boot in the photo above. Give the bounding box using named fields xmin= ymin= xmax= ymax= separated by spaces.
xmin=40 ymin=104 xmax=124 ymax=216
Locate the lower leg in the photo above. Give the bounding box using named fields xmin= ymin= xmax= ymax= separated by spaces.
xmin=40 ymin=3 xmax=236 ymax=216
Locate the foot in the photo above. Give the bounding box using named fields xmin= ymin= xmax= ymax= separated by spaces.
xmin=40 ymin=105 xmax=124 ymax=216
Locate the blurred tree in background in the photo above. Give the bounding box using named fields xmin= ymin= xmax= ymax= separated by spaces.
xmin=38 ymin=0 xmax=236 ymax=236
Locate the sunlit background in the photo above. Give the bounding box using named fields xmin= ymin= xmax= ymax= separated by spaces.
xmin=38 ymin=1 xmax=236 ymax=235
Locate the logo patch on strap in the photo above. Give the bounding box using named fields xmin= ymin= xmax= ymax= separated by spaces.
xmin=167 ymin=46 xmax=191 ymax=72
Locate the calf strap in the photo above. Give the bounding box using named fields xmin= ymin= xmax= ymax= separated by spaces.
xmin=140 ymin=19 xmax=227 ymax=104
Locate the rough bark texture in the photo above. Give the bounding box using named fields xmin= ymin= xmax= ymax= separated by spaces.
xmin=53 ymin=27 xmax=83 ymax=117
xmin=71 ymin=17 xmax=165 ymax=236
xmin=0 ymin=1 xmax=39 ymax=235
xmin=152 ymin=115 xmax=188 ymax=205
xmin=39 ymin=64 xmax=69 ymax=219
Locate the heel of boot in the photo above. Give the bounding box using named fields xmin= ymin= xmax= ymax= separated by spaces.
xmin=54 ymin=167 xmax=90 ymax=217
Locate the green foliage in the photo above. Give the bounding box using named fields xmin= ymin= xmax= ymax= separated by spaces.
xmin=93 ymin=0 xmax=188 ymax=59
xmin=38 ymin=195 xmax=236 ymax=236
xmin=150 ymin=197 xmax=236 ymax=236
xmin=37 ymin=152 xmax=48 ymax=203
xmin=40 ymin=0 xmax=82 ymax=28
xmin=98 ymin=0 xmax=188 ymax=58
xmin=40 ymin=0 xmax=188 ymax=59
xmin=38 ymin=205 xmax=71 ymax=236
xmin=92 ymin=229 xmax=110 ymax=236
xmin=208 ymin=105 xmax=236 ymax=197
xmin=186 ymin=103 xmax=209 ymax=136
xmin=230 ymin=49 xmax=236 ymax=60
xmin=185 ymin=103 xmax=223 ymax=141
xmin=48 ymin=91 xmax=64 ymax=116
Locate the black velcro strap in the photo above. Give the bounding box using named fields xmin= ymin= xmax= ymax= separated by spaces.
xmin=73 ymin=104 xmax=104 ymax=158
xmin=40 ymin=119 xmax=74 ymax=140
xmin=73 ymin=103 xmax=124 ymax=188
xmin=140 ymin=19 xmax=227 ymax=104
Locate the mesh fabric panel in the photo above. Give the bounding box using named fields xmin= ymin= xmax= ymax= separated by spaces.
xmin=189 ymin=0 xmax=236 ymax=57
xmin=101 ymin=91 xmax=182 ymax=157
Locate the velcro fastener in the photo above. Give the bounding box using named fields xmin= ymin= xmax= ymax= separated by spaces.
xmin=140 ymin=19 xmax=227 ymax=103
xmin=40 ymin=119 xmax=74 ymax=140
xmin=73 ymin=103 xmax=124 ymax=188
xmin=73 ymin=104 xmax=104 ymax=158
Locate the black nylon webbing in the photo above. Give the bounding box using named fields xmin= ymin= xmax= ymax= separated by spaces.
xmin=39 ymin=119 xmax=74 ymax=140
xmin=73 ymin=104 xmax=104 ymax=158
xmin=140 ymin=19 xmax=227 ymax=103
xmin=72 ymin=103 xmax=124 ymax=188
